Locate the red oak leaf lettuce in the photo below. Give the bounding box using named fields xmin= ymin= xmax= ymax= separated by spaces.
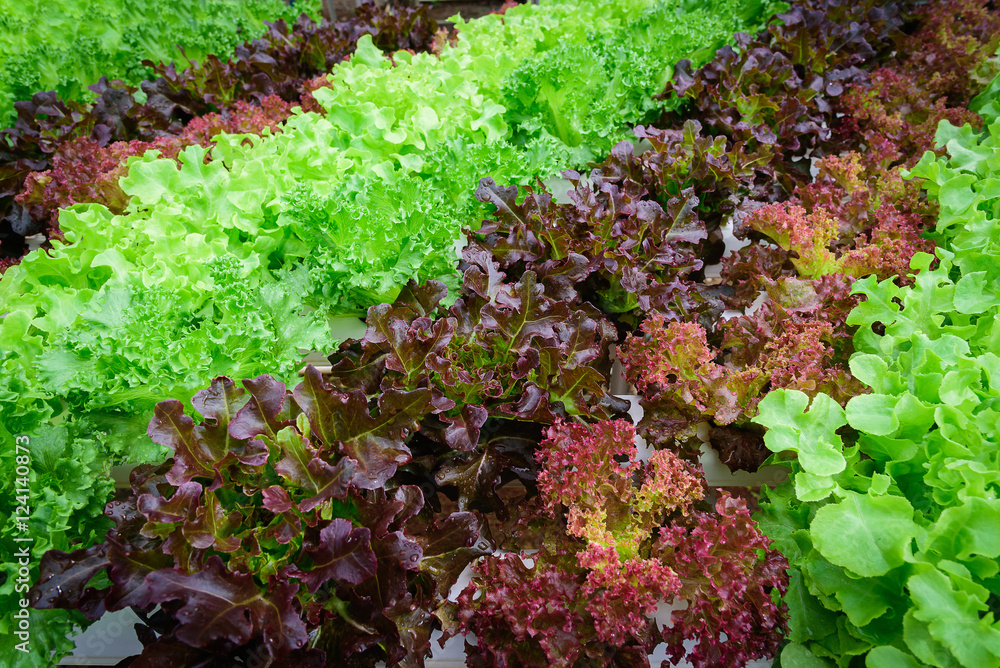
xmin=30 ymin=374 xmax=483 ymax=667
xmin=448 ymin=420 xmax=786 ymax=667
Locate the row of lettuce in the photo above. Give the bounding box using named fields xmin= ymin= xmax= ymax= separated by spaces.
xmin=0 ymin=0 xmax=324 ymax=127
xmin=0 ymin=0 xmax=437 ymax=267
xmin=4 ymin=0 xmax=1000 ymax=665
xmin=754 ymin=82 xmax=1000 ymax=667
xmin=0 ymin=2 xmax=440 ymax=663
xmin=0 ymin=0 xmax=786 ymax=664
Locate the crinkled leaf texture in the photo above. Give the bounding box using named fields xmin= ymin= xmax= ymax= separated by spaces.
xmin=757 ymin=63 xmax=1000 ymax=667
xmin=0 ymin=2 xmax=781 ymax=635
xmin=30 ymin=374 xmax=484 ymax=666
xmin=0 ymin=2 xmax=439 ymax=264
xmin=450 ymin=419 xmax=787 ymax=668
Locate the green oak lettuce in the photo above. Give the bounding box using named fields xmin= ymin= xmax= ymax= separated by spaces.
xmin=752 ymin=78 xmax=1000 ymax=667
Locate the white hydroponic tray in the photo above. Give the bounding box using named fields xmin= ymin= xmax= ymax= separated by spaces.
xmin=59 ymin=606 xmax=774 ymax=667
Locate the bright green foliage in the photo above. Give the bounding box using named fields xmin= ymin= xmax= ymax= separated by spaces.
xmin=0 ymin=0 xmax=320 ymax=126
xmin=754 ymin=78 xmax=1000 ymax=667
xmin=0 ymin=0 xmax=784 ymax=451
xmin=757 ymin=391 xmax=848 ymax=478
xmin=40 ymin=0 xmax=782 ymax=317
xmin=0 ymin=422 xmax=117 ymax=665
xmin=498 ymin=0 xmax=771 ymax=155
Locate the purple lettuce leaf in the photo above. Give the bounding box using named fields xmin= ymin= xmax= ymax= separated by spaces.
xmin=294 ymin=366 xmax=430 ymax=490
xmin=145 ymin=556 xmax=308 ymax=654
xmin=472 ymin=168 xmax=717 ymax=322
xmin=286 ymin=519 xmax=377 ymax=592
xmin=29 ymin=543 xmax=110 ymax=621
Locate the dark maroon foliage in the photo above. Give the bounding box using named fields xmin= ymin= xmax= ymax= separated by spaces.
xmin=470 ymin=163 xmax=716 ymax=323
xmin=138 ymin=1 xmax=436 ymax=120
xmin=838 ymin=0 xmax=1000 ymax=160
xmin=617 ymin=0 xmax=1000 ymax=473
xmin=655 ymin=493 xmax=788 ymax=668
xmin=31 ymin=373 xmax=481 ymax=667
xmin=30 ymin=234 xmax=631 ymax=665
xmin=662 ymin=0 xmax=904 ymax=179
xmin=463 ymin=0 xmax=1000 ymax=482
xmin=329 ymin=250 xmax=626 ymax=423
xmin=325 ymin=247 xmax=630 ymax=519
